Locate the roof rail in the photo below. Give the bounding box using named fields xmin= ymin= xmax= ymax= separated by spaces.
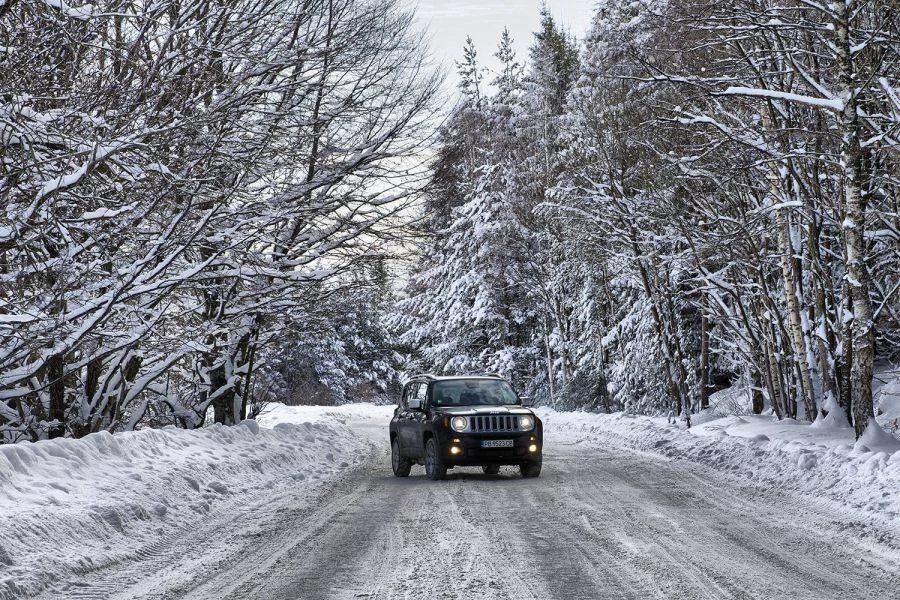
xmin=483 ymin=372 xmax=503 ymax=378
xmin=410 ymin=373 xmax=437 ymax=380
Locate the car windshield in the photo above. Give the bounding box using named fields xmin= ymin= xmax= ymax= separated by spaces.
xmin=431 ymin=379 xmax=519 ymax=407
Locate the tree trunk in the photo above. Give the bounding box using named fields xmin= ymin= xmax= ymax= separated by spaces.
xmin=834 ymin=0 xmax=875 ymax=438
xmin=211 ymin=361 xmax=233 ymax=425
xmin=552 ymin=301 xmax=571 ymax=389
xmin=750 ymin=366 xmax=766 ymax=414
xmin=808 ymin=218 xmax=839 ymax=412
xmin=543 ymin=315 xmax=555 ymax=404
xmin=640 ymin=263 xmax=683 ymax=417
xmin=662 ymin=276 xmax=691 ymax=423
xmin=596 ymin=347 xmax=612 ymax=413
xmin=764 ymin=310 xmax=791 ymax=419
xmin=838 ymin=282 xmax=855 ymax=423
xmin=47 ymin=353 xmax=66 ymax=438
xmin=699 ymin=295 xmax=711 ymax=410
xmin=629 ymin=230 xmax=685 ymax=418
xmin=776 ymin=206 xmax=817 ymax=420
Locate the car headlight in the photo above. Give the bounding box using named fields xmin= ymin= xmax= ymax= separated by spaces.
xmin=450 ymin=416 xmax=468 ymax=432
xmin=519 ymin=415 xmax=535 ymax=431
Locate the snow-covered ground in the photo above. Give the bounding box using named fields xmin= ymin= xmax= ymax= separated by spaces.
xmin=538 ymin=395 xmax=900 ymax=536
xmin=0 ymin=405 xmax=388 ymax=600
xmin=2 ymin=400 xmax=899 ymax=599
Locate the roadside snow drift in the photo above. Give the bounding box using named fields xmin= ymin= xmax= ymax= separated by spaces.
xmin=0 ymin=406 xmax=376 ymax=600
xmin=539 ymin=408 xmax=900 ymax=533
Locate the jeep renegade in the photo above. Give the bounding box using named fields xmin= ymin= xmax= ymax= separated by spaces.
xmin=389 ymin=374 xmax=543 ymax=480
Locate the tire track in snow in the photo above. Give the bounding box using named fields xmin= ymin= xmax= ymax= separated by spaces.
xmin=32 ymin=412 xmax=900 ymax=600
xmin=542 ymin=444 xmax=898 ymax=599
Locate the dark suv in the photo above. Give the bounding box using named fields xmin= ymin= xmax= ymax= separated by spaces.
xmin=389 ymin=374 xmax=542 ymax=480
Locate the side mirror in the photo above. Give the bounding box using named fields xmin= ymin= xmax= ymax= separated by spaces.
xmin=519 ymin=396 xmax=534 ymax=407
xmin=408 ymin=398 xmax=423 ymax=410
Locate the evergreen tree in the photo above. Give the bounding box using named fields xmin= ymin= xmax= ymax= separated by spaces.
xmin=393 ymin=0 xmax=899 ymax=435
xmin=456 ymin=36 xmax=483 ymax=108
xmin=493 ymin=28 xmax=521 ymax=108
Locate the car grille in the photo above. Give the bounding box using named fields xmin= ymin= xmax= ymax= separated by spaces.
xmin=470 ymin=415 xmax=519 ymax=432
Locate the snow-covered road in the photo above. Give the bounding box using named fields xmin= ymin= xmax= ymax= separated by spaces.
xmin=28 ymin=407 xmax=898 ymax=600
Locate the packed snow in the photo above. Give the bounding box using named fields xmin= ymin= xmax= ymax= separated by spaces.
xmin=538 ymin=392 xmax=900 ymax=534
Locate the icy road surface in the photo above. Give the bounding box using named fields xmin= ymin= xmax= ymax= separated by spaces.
xmin=44 ymin=411 xmax=898 ymax=600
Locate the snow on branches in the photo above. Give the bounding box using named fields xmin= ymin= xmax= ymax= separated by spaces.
xmin=395 ymin=0 xmax=899 ymax=437
xmin=0 ymin=0 xmax=436 ymax=441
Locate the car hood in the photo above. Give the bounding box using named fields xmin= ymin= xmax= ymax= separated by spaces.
xmin=433 ymin=405 xmax=535 ymax=416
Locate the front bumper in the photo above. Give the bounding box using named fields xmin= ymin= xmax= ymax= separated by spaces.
xmin=437 ymin=429 xmax=542 ymax=466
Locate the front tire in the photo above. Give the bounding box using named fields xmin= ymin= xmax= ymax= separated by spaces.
xmin=391 ymin=439 xmax=411 ymax=477
xmin=482 ymin=465 xmax=500 ymax=475
xmin=520 ymin=461 xmax=541 ymax=478
xmin=424 ymin=438 xmax=447 ymax=480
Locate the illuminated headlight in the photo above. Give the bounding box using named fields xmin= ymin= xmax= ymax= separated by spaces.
xmin=519 ymin=415 xmax=535 ymax=431
xmin=450 ymin=416 xmax=468 ymax=432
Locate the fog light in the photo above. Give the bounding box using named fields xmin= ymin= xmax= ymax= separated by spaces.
xmin=528 ymin=444 xmax=538 ymax=452
xmin=450 ymin=446 xmax=461 ymax=455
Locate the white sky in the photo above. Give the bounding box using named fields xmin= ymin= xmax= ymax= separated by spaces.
xmin=410 ymin=1 xmax=596 ymax=89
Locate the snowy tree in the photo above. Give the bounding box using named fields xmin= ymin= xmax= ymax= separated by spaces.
xmin=394 ymin=8 xmax=584 ymax=402
xmin=397 ymin=0 xmax=897 ymax=438
xmin=0 ymin=0 xmax=437 ymax=441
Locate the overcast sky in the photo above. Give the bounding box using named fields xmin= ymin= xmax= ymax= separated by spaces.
xmin=410 ymin=1 xmax=596 ymax=89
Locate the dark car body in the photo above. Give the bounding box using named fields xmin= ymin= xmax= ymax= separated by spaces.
xmin=389 ymin=374 xmax=543 ymax=478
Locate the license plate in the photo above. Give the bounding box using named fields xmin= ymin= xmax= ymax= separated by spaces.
xmin=481 ymin=439 xmax=514 ymax=448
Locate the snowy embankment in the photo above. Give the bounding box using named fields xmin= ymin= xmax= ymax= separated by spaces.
xmin=539 ymin=405 xmax=900 ymax=534
xmin=0 ymin=405 xmax=386 ymax=600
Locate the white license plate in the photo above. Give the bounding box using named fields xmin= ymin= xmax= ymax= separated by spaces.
xmin=481 ymin=439 xmax=514 ymax=448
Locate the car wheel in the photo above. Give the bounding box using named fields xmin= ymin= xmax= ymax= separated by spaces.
xmin=520 ymin=461 xmax=541 ymax=478
xmin=482 ymin=465 xmax=500 ymax=475
xmin=424 ymin=438 xmax=447 ymax=480
xmin=391 ymin=439 xmax=412 ymax=477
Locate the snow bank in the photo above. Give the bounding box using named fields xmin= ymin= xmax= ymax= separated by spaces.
xmin=256 ymin=401 xmax=393 ymax=428
xmin=0 ymin=406 xmax=374 ymax=600
xmin=538 ymin=408 xmax=900 ymax=531
xmin=875 ymin=370 xmax=900 ymax=429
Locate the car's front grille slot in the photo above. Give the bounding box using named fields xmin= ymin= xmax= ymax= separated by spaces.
xmin=471 ymin=415 xmax=518 ymax=432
